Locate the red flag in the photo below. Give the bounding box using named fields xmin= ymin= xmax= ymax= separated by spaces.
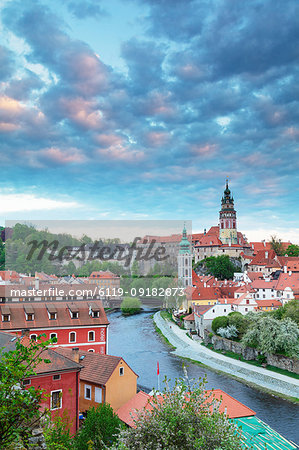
xmin=157 ymin=362 xmax=160 ymax=376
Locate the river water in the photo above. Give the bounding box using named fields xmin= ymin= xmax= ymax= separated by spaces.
xmin=108 ymin=310 xmax=299 ymax=444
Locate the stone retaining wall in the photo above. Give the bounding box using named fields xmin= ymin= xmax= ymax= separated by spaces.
xmin=204 ymin=330 xmax=299 ymax=374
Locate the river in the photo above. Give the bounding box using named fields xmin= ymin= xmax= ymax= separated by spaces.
xmin=108 ymin=310 xmax=299 ymax=444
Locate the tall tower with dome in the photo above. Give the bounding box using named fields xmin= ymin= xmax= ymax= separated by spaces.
xmin=177 ymin=224 xmax=192 ymax=287
xmin=219 ymin=179 xmax=238 ymax=245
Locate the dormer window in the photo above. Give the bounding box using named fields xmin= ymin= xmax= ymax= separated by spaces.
xmin=69 ymin=303 xmax=79 ymax=319
xmin=24 ymin=305 xmax=34 ymax=321
xmin=47 ymin=304 xmax=57 ymax=320
xmin=89 ymin=303 xmax=100 ymax=318
xmin=1 ymin=305 xmax=11 ymax=322
xmin=72 ymin=312 xmax=78 ymax=319
xmin=26 ymin=313 xmax=34 ymax=321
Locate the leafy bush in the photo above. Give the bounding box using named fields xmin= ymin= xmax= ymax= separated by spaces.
xmin=217 ymin=325 xmax=238 ymax=339
xmin=211 ymin=316 xmax=229 ymax=334
xmin=44 ymin=414 xmax=73 ymax=450
xmin=74 ymin=404 xmax=123 ymax=449
xmin=115 ymin=377 xmax=243 ymax=449
xmin=242 ymin=316 xmax=299 ymax=357
xmin=120 ymin=296 xmax=142 ymax=315
xmin=227 ymin=312 xmax=248 ymax=336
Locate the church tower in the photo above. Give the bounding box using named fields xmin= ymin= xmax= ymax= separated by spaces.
xmin=219 ymin=179 xmax=238 ymax=245
xmin=178 ymin=224 xmax=192 ymax=287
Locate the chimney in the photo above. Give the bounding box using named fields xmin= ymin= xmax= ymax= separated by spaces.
xmin=224 ymin=279 xmax=227 ymax=285
xmin=204 ymin=282 xmax=207 ymax=288
xmin=265 ymin=251 xmax=268 ymax=259
xmin=204 ymin=228 xmax=206 ymax=235
xmin=263 ymin=240 xmax=266 ymax=247
xmin=289 ymin=271 xmax=292 ymax=277
xmin=72 ymin=347 xmax=80 ymax=363
xmin=284 ymin=265 xmax=287 ymax=273
xmin=35 ymin=276 xmax=39 ymax=290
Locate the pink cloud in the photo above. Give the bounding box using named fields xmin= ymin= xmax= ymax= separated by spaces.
xmin=24 ymin=147 xmax=87 ymax=167
xmin=146 ymin=131 xmax=170 ymax=147
xmin=59 ymin=97 xmax=102 ymax=130
xmin=95 ymin=133 xmax=144 ymax=162
xmin=190 ymin=143 xmax=218 ymax=157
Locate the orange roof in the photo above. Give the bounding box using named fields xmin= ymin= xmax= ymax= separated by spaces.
xmin=256 ymin=300 xmax=282 ymax=308
xmin=117 ymin=389 xmax=256 ymax=427
xmin=183 ymin=313 xmax=194 ymax=321
xmin=276 ymin=272 xmax=299 ymax=291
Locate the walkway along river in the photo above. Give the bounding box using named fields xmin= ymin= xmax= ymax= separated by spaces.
xmin=108 ymin=310 xmax=299 ymax=444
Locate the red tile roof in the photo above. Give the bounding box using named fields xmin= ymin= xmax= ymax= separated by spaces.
xmin=117 ymin=389 xmax=256 ymax=427
xmin=0 ymin=301 xmax=109 ymax=331
xmin=54 ymin=348 xmax=137 ymax=385
xmin=256 ymin=300 xmax=282 ymax=308
xmin=183 ymin=313 xmax=194 ymax=321
xmin=276 ymin=272 xmax=299 ymax=291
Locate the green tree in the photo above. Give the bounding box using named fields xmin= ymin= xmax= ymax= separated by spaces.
xmin=242 ymin=316 xmax=299 ymax=357
xmin=131 ymin=260 xmax=140 ymax=277
xmin=74 ymin=404 xmax=123 ymax=449
xmin=0 ymin=238 xmax=5 ymax=270
xmin=270 ymin=235 xmax=285 ymax=256
xmin=211 ymin=316 xmax=229 ymax=334
xmin=116 ymin=377 xmax=242 ymax=449
xmin=227 ymin=312 xmax=248 ymax=337
xmin=0 ymin=336 xmax=51 ymax=448
xmin=201 ymin=255 xmax=238 ymax=280
xmin=285 ymin=244 xmax=299 ymax=256
xmin=120 ymin=296 xmax=142 ymax=315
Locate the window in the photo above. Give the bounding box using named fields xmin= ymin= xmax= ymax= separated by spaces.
xmin=2 ymin=314 xmax=10 ymax=322
xmin=50 ymin=333 xmax=57 ymax=341
xmin=119 ymin=367 xmax=124 ymax=376
xmin=23 ymin=379 xmax=31 ymax=386
xmin=84 ymin=385 xmax=91 ymax=400
xmin=26 ymin=313 xmax=34 ymax=321
xmin=69 ymin=332 xmax=76 ymax=343
xmin=72 ymin=312 xmax=78 ymax=319
xmin=49 ymin=312 xmax=57 ymax=320
xmin=246 ymin=299 xmax=249 ymax=305
xmin=30 ymin=334 xmax=37 ymax=341
xmin=95 ymin=387 xmax=102 ymax=403
xmin=88 ymin=349 xmax=95 ymax=352
xmin=245 ymin=308 xmax=248 ymax=312
xmin=51 ymin=390 xmax=62 ymax=410
xmin=224 ymin=309 xmax=226 ymax=312
xmin=92 ymin=311 xmax=99 ymax=318
xmin=53 ymin=374 xmax=61 ymax=381
xmin=88 ymin=331 xmax=95 ymax=342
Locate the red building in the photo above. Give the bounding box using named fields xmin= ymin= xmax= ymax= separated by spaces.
xmin=0 ymin=301 xmax=109 ymax=354
xmin=0 ymin=331 xmax=82 ymax=435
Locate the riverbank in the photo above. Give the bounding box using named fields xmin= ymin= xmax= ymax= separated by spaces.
xmin=153 ymin=311 xmax=299 ymax=401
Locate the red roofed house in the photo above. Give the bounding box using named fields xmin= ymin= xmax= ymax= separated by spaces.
xmin=276 ymin=271 xmax=299 ymax=305
xmin=248 ymin=249 xmax=282 ymax=275
xmin=55 ymin=347 xmax=138 ymax=413
xmin=255 ymin=300 xmax=282 ymax=311
xmin=0 ymin=301 xmax=109 ymax=354
xmin=89 ymin=271 xmax=120 ymax=296
xmin=0 ymin=331 xmax=82 ymax=435
xmin=183 ymin=312 xmax=195 ymax=331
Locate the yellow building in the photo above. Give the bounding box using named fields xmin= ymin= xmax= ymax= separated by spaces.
xmin=57 ymin=348 xmax=138 ymax=413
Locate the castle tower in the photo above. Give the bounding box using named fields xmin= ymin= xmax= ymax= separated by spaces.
xmin=219 ymin=179 xmax=238 ymax=245
xmin=178 ymin=224 xmax=192 ymax=287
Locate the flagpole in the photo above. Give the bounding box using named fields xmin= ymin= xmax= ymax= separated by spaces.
xmin=157 ymin=361 xmax=160 ymax=392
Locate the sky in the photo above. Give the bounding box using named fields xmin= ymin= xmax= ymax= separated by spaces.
xmin=0 ymin=0 xmax=299 ymax=243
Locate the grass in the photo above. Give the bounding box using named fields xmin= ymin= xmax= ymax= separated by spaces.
xmin=201 ymin=343 xmax=299 ymax=380
xmin=160 ymin=310 xmax=175 ymax=322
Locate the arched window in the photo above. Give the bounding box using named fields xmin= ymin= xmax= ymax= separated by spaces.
xmin=88 ymin=331 xmax=95 ymax=342
xmin=69 ymin=332 xmax=76 ymax=343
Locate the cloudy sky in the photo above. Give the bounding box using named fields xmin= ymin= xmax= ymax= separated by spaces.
xmin=0 ymin=0 xmax=298 ymax=242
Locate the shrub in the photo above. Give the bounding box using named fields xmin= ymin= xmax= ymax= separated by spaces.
xmin=74 ymin=404 xmax=123 ymax=449
xmin=120 ymin=296 xmax=142 ymax=316
xmin=217 ymin=325 xmax=238 ymax=339
xmin=227 ymin=313 xmax=248 ymax=336
xmin=115 ymin=377 xmax=243 ymax=449
xmin=211 ymin=316 xmax=229 ymax=334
